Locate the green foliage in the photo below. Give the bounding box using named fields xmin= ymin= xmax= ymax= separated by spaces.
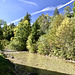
xmin=55 ymin=17 xmax=75 ymax=60
xmin=7 ymin=13 xmax=31 ymax=51
xmin=52 ymin=14 xmax=64 ymax=28
xmin=1 ymin=39 xmax=10 ymax=49
xmin=27 ymin=34 xmax=37 ymax=53
xmin=37 ymin=14 xmax=64 ymax=55
xmin=8 ymin=13 xmax=31 ymax=51
xmin=0 ymin=53 xmax=15 ymax=75
xmin=64 ymin=6 xmax=71 ymax=15
xmin=0 ymin=41 xmax=4 ymax=51
xmin=37 ymin=14 xmax=51 ymax=34
xmin=8 ymin=39 xmax=24 ymax=50
xmin=37 ymin=35 xmax=50 ymax=55
xmin=0 ymin=20 xmax=4 ymax=39
xmin=0 ymin=20 xmax=4 ymax=51
xmin=36 ymin=13 xmax=75 ymax=60
xmin=0 ymin=28 xmax=3 ymax=40
xmin=27 ymin=21 xmax=40 ymax=53
xmin=46 ymin=17 xmax=75 ymax=60
xmin=0 ymin=4 xmax=75 ymax=61
xmin=9 ymin=20 xmax=31 ymax=51
xmin=3 ymin=22 xmax=14 ymax=41
xmin=64 ymin=6 xmax=72 ymax=18
xmin=31 ymin=20 xmax=40 ymax=42
xmin=48 ymin=14 xmax=64 ymax=41
xmin=0 ymin=20 xmax=5 ymax=26
xmin=23 ymin=12 xmax=31 ymax=24
xmin=53 ymin=8 xmax=59 ymax=16
xmin=72 ymin=1 xmax=75 ymax=16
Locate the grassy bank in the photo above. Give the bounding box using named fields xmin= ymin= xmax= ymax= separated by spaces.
xmin=0 ymin=53 xmax=15 ymax=75
xmin=5 ymin=52 xmax=75 ymax=75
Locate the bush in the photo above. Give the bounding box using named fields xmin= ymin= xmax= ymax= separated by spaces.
xmin=37 ymin=35 xmax=50 ymax=55
xmin=0 ymin=41 xmax=4 ymax=51
xmin=27 ymin=34 xmax=37 ymax=53
xmin=8 ymin=38 xmax=25 ymax=51
xmin=47 ymin=17 xmax=75 ymax=60
xmin=1 ymin=39 xmax=10 ymax=49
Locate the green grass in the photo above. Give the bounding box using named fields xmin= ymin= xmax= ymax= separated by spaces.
xmin=5 ymin=52 xmax=75 ymax=75
xmin=0 ymin=53 xmax=15 ymax=75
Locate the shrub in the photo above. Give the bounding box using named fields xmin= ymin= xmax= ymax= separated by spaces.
xmin=37 ymin=35 xmax=50 ymax=55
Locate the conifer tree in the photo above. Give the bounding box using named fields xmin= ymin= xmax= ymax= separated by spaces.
xmin=0 ymin=20 xmax=5 ymax=50
xmin=53 ymin=8 xmax=59 ymax=16
xmin=37 ymin=14 xmax=51 ymax=34
xmin=0 ymin=27 xmax=3 ymax=51
xmin=9 ymin=13 xmax=31 ymax=51
xmin=3 ymin=22 xmax=14 ymax=41
xmin=23 ymin=12 xmax=31 ymax=24
xmin=27 ymin=20 xmax=40 ymax=52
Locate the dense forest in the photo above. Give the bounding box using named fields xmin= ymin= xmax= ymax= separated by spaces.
xmin=0 ymin=1 xmax=75 ymax=61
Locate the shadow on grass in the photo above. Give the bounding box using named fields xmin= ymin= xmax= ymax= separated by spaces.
xmin=0 ymin=53 xmax=70 ymax=75
xmin=0 ymin=54 xmax=15 ymax=75
xmin=16 ymin=64 xmax=69 ymax=75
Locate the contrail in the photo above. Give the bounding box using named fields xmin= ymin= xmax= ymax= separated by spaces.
xmin=57 ymin=0 xmax=74 ymax=9
xmin=7 ymin=16 xmax=24 ymax=25
xmin=7 ymin=0 xmax=74 ymax=25
xmin=31 ymin=0 xmax=74 ymax=15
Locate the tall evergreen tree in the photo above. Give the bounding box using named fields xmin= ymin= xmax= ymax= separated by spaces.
xmin=3 ymin=22 xmax=8 ymax=39
xmin=14 ymin=20 xmax=31 ymax=50
xmin=37 ymin=14 xmax=51 ymax=35
xmin=31 ymin=20 xmax=40 ymax=43
xmin=23 ymin=12 xmax=31 ymax=24
xmin=53 ymin=8 xmax=59 ymax=16
xmin=9 ymin=13 xmax=31 ymax=51
xmin=0 ymin=20 xmax=5 ymax=50
xmin=0 ymin=27 xmax=3 ymax=51
xmin=9 ymin=23 xmax=15 ymax=29
xmin=3 ymin=22 xmax=14 ymax=41
xmin=27 ymin=20 xmax=40 ymax=52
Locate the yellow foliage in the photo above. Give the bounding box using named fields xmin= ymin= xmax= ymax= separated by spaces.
xmin=56 ymin=17 xmax=71 ymax=36
xmin=24 ymin=20 xmax=29 ymax=24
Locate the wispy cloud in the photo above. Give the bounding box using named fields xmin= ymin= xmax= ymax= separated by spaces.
xmin=7 ymin=0 xmax=74 ymax=25
xmin=57 ymin=0 xmax=74 ymax=9
xmin=8 ymin=16 xmax=24 ymax=25
xmin=31 ymin=0 xmax=74 ymax=15
xmin=31 ymin=7 xmax=55 ymax=16
xmin=19 ymin=0 xmax=38 ymax=7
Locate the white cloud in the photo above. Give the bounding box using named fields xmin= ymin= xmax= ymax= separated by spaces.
xmin=19 ymin=0 xmax=38 ymax=7
xmin=57 ymin=0 xmax=74 ymax=9
xmin=7 ymin=0 xmax=74 ymax=25
xmin=31 ymin=7 xmax=55 ymax=16
xmin=7 ymin=16 xmax=24 ymax=25
xmin=31 ymin=0 xmax=74 ymax=16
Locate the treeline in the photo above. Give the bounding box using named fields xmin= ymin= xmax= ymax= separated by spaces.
xmin=0 ymin=2 xmax=75 ymax=60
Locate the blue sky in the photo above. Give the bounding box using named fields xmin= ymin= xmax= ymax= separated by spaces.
xmin=0 ymin=0 xmax=74 ymax=25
